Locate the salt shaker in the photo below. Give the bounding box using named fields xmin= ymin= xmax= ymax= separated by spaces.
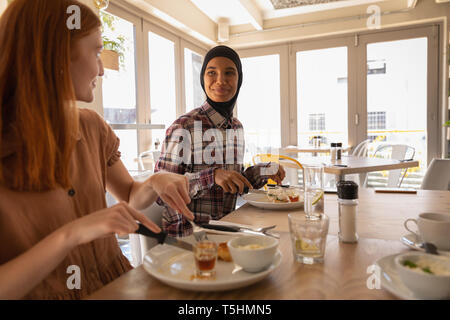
xmin=330 ymin=143 xmax=337 ymax=161
xmin=337 ymin=181 xmax=358 ymax=243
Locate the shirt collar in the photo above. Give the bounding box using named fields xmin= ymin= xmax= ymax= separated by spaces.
xmin=201 ymin=102 xmax=232 ymax=129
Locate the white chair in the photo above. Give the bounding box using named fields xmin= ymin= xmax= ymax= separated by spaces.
xmin=138 ymin=150 xmax=161 ymax=172
xmin=106 ymin=171 xmax=164 ymax=267
xmin=364 ymin=144 xmax=415 ymax=188
xmin=128 ymin=202 xmax=164 ymax=266
xmin=420 ymin=158 xmax=450 ymax=191
xmin=352 ymin=139 xmax=371 ymax=157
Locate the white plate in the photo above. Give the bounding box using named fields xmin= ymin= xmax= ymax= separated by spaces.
xmin=401 ymin=233 xmax=450 ymax=257
xmin=243 ymin=193 xmax=304 ymax=210
xmin=142 ymin=234 xmax=282 ymax=292
xmin=375 ymin=254 xmax=418 ymax=300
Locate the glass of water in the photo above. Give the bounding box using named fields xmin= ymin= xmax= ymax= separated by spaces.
xmin=288 ymin=213 xmax=329 ymax=264
xmin=303 ymin=163 xmax=324 ymax=219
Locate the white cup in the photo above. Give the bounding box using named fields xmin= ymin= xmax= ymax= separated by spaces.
xmin=404 ymin=213 xmax=450 ymax=251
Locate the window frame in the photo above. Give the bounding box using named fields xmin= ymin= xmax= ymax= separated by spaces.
xmin=103 ymin=3 xmax=208 ymax=168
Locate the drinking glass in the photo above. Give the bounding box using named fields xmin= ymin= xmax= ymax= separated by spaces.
xmin=194 ymin=240 xmax=218 ymax=278
xmin=303 ymin=163 xmax=324 ymax=218
xmin=288 ymin=213 xmax=329 ymax=264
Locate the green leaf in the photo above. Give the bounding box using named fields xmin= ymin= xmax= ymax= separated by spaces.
xmin=403 ymin=260 xmax=417 ymax=268
xmin=421 ymin=267 xmax=434 ymax=275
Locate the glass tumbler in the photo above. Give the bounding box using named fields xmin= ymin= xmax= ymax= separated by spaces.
xmin=303 ymin=163 xmax=324 ymax=219
xmin=194 ymin=240 xmax=218 ymax=278
xmin=288 ymin=213 xmax=329 ymax=264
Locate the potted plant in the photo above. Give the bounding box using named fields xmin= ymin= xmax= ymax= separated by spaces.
xmin=100 ymin=11 xmax=126 ymax=71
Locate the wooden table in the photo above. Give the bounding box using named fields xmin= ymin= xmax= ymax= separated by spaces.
xmin=281 ymin=145 xmax=352 ymax=155
xmin=87 ymin=190 xmax=450 ymax=300
xmin=281 ymin=155 xmax=419 ymax=181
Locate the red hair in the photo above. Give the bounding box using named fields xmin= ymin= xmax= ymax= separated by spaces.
xmin=0 ymin=0 xmax=101 ymax=191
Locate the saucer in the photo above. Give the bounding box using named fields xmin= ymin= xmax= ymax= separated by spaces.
xmin=401 ymin=233 xmax=450 ymax=257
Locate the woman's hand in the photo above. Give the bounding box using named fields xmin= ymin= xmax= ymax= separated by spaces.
xmin=63 ymin=202 xmax=161 ymax=246
xmin=214 ymin=168 xmax=253 ymax=194
xmin=148 ymin=172 xmax=194 ymax=220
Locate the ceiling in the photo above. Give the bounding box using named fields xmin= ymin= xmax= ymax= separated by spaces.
xmin=121 ymin=0 xmax=421 ymax=48
xmin=188 ymin=0 xmax=392 ymax=27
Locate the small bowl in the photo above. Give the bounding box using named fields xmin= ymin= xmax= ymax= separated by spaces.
xmin=227 ymin=235 xmax=279 ymax=273
xmin=395 ymin=252 xmax=450 ymax=299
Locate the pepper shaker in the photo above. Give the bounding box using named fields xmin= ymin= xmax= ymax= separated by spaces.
xmin=336 ymin=142 xmax=343 ymax=160
xmin=337 ymin=181 xmax=358 ymax=243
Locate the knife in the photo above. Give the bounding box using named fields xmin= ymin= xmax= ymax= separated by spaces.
xmin=200 ymin=223 xmax=280 ymax=239
xmin=242 ymin=187 xmax=267 ymax=195
xmin=135 ymin=223 xmax=193 ymax=252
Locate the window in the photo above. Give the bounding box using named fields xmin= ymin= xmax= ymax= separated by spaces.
xmin=148 ymin=31 xmax=177 ymax=144
xmin=101 ymin=10 xmax=138 ymax=170
xmin=101 ymin=4 xmax=207 ymax=172
xmin=237 ymin=54 xmax=281 ymax=158
xmin=296 ymin=47 xmax=348 ymax=147
xmin=368 ymin=111 xmax=386 ymax=130
xmin=308 ymin=113 xmax=326 ymax=131
xmin=185 ymin=48 xmax=205 ymax=112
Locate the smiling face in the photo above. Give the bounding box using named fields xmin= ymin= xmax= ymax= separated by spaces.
xmin=70 ymin=28 xmax=104 ymax=102
xmin=203 ymin=56 xmax=238 ymax=103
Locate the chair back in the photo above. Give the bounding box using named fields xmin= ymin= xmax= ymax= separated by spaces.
xmin=420 ymin=158 xmax=450 ymax=190
xmin=252 ymin=153 xmax=304 ymax=187
xmin=351 ymin=139 xmax=371 ymax=157
xmin=369 ymin=144 xmax=415 ymax=187
xmin=107 ymin=171 xmax=165 ymax=266
xmin=138 ymin=150 xmax=161 ymax=172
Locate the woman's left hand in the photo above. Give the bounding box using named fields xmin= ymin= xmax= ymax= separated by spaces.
xmin=267 ymin=164 xmax=286 ymax=185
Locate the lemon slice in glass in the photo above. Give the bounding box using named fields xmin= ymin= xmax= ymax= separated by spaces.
xmin=311 ymin=190 xmax=324 ymax=206
xmin=295 ymin=239 xmax=318 ymax=251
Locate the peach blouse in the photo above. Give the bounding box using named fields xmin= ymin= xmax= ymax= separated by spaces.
xmin=0 ymin=108 xmax=132 ymax=299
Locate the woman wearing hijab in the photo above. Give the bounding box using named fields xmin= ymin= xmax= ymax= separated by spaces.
xmin=155 ymin=45 xmax=285 ymax=237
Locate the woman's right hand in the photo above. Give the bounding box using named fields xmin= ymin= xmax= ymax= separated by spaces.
xmin=214 ymin=168 xmax=253 ymax=194
xmin=62 ymin=202 xmax=161 ymax=246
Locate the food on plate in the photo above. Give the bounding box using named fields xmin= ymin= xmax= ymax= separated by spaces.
xmin=218 ymin=242 xmax=233 ymax=262
xmin=237 ymin=244 xmax=266 ymax=250
xmin=266 ymin=187 xmax=301 ymax=203
xmin=402 ymin=258 xmax=450 ymax=276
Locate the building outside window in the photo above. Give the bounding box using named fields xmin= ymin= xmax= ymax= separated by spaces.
xmin=308 ymin=113 xmax=326 ymax=131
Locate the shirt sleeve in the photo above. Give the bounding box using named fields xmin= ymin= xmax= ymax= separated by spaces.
xmin=85 ymin=108 xmax=121 ymax=167
xmin=154 ymin=120 xmax=215 ymax=236
xmin=154 ymin=121 xmax=215 ymax=199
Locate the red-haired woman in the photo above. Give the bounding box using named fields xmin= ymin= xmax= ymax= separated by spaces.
xmin=0 ymin=0 xmax=193 ymax=299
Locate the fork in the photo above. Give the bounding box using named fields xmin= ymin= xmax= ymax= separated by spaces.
xmin=187 ymin=219 xmax=208 ymax=241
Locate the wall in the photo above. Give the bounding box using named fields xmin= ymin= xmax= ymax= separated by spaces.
xmin=77 ymin=0 xmax=104 ymax=116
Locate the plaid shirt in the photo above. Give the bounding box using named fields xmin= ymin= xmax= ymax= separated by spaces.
xmin=154 ymin=102 xmax=269 ymax=237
